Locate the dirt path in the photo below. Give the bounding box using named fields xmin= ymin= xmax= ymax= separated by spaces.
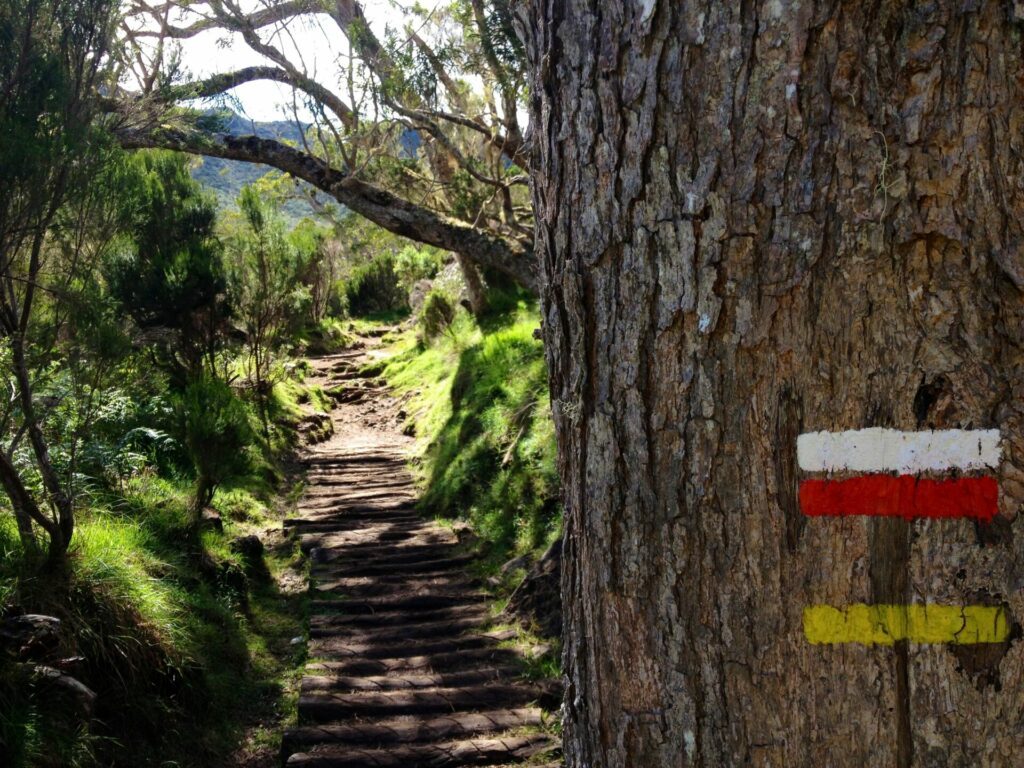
xmin=281 ymin=332 xmax=560 ymax=767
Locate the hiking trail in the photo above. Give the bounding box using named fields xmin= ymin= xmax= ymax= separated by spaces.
xmin=281 ymin=330 xmax=561 ymax=767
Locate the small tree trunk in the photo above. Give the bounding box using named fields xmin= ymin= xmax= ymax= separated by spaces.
xmin=10 ymin=337 xmax=73 ymax=560
xmin=0 ymin=450 xmax=53 ymax=555
xmin=191 ymin=473 xmax=215 ymax=527
xmin=12 ymin=511 xmax=36 ymax=551
xmin=455 ymin=251 xmax=489 ymax=315
xmin=520 ymin=1 xmax=1024 ymax=765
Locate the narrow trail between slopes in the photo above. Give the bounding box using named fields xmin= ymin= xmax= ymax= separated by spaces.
xmin=281 ymin=331 xmax=561 ymax=768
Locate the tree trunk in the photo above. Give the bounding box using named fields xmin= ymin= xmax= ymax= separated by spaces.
xmin=10 ymin=336 xmax=73 ymax=560
xmin=0 ymin=449 xmax=57 ymax=555
xmin=191 ymin=473 xmax=215 ymax=527
xmin=519 ymin=1 xmax=1024 ymax=765
xmin=454 ymin=251 xmax=489 ymax=315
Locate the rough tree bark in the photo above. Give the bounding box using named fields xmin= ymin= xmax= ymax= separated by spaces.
xmin=519 ymin=1 xmax=1024 ymax=765
xmin=455 ymin=251 xmax=489 ymax=315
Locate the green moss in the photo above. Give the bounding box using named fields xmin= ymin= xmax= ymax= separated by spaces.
xmin=302 ymin=316 xmax=353 ymax=354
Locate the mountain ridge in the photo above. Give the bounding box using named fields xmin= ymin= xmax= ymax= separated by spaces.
xmin=191 ymin=110 xmax=319 ymax=221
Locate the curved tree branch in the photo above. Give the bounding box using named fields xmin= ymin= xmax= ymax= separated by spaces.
xmin=166 ymin=65 xmax=355 ymax=127
xmin=125 ymin=0 xmax=327 ymax=39
xmin=115 ymin=125 xmax=537 ymax=292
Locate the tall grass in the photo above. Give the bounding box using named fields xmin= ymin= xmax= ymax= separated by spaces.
xmin=383 ymin=301 xmax=561 ymax=569
xmin=0 ymin=433 xmax=309 ymax=766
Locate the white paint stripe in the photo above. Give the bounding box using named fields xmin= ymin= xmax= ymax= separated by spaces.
xmin=797 ymin=428 xmax=1001 ymax=474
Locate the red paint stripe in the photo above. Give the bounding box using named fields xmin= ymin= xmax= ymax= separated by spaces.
xmin=799 ymin=475 xmax=998 ymax=522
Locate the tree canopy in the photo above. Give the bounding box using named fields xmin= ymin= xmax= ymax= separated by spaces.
xmin=107 ymin=0 xmax=537 ymax=291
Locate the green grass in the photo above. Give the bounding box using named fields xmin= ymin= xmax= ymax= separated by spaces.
xmin=0 ymin=363 xmax=322 ymax=767
xmin=301 ymin=316 xmax=354 ymax=354
xmin=0 ymin=474 xmax=307 ymax=767
xmin=346 ymin=309 xmax=410 ymax=332
xmin=382 ymin=301 xmax=561 ymax=573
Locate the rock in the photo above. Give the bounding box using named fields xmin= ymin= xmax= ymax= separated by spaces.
xmin=450 ymin=520 xmax=479 ymax=548
xmin=409 ymin=279 xmax=433 ymax=312
xmin=0 ymin=614 xmax=60 ymax=658
xmin=55 ymin=656 xmax=85 ymax=672
xmin=199 ymin=552 xmax=249 ymax=601
xmin=217 ymin=560 xmax=249 ymax=597
xmin=200 ymin=508 xmax=223 ymax=533
xmin=300 ymin=412 xmax=334 ymax=445
xmin=526 ymin=643 xmax=553 ymax=659
xmin=500 ymin=554 xmax=531 ymax=576
xmin=503 ymin=538 xmax=562 ymax=640
xmin=32 ymin=665 xmax=96 ymax=716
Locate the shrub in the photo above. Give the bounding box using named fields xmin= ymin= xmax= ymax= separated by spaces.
xmin=420 ymin=290 xmax=456 ymax=340
xmin=344 ymin=254 xmax=407 ymax=316
xmin=177 ymin=377 xmax=254 ymax=518
xmin=394 ymin=246 xmax=445 ymax=290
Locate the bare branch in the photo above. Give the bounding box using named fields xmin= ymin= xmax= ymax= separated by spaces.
xmin=408 ymin=27 xmax=467 ymax=111
xmin=125 ymin=0 xmax=328 ymax=39
xmin=166 ymin=65 xmax=355 ymax=127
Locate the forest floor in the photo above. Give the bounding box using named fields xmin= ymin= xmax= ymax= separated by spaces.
xmin=277 ymin=329 xmax=561 ymax=767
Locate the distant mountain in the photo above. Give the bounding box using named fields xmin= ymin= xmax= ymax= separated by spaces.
xmin=190 ymin=110 xmax=321 ymax=222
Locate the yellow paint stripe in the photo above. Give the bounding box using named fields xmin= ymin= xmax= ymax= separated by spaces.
xmin=804 ymin=604 xmax=1011 ymax=645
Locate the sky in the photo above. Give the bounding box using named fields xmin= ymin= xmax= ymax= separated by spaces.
xmin=170 ymin=1 xmax=440 ymax=123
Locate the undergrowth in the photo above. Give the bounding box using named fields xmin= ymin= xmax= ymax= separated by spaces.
xmin=381 ymin=298 xmax=561 ymax=575
xmin=0 ymin=374 xmax=324 ymax=767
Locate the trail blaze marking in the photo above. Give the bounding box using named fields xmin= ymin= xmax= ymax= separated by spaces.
xmin=797 ymin=428 xmax=1000 ymax=521
xmin=798 ymin=428 xmax=1008 ymax=646
xmin=799 ymin=475 xmax=998 ymax=522
xmin=796 ymin=428 xmax=1001 ymax=474
xmin=803 ymin=604 xmax=1011 ymax=646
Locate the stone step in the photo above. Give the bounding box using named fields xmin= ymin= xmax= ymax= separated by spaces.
xmin=311 ymin=554 xmax=476 ymax=578
xmin=305 ymin=497 xmax=418 ymax=509
xmin=285 ymin=733 xmax=558 ymax=768
xmin=299 ymin=525 xmax=429 ymax=549
xmin=323 ymin=536 xmax=458 ymax=554
xmin=297 ymin=684 xmax=546 ymax=721
xmin=287 ymin=516 xmax=423 ymax=533
xmin=309 ymin=615 xmax=488 ymax=643
xmin=291 ymin=507 xmax=420 ymax=523
xmin=321 ymin=545 xmax=464 ymax=568
xmin=300 ymin=666 xmax=523 ymax=693
xmin=308 ymin=604 xmax=486 ymax=630
xmin=309 ymin=629 xmax=517 ymax=661
xmin=309 ymin=593 xmax=485 ymax=614
xmin=282 ymin=708 xmax=542 ymax=751
xmin=312 ymin=577 xmax=480 ymax=600
xmin=307 ymin=647 xmax=527 ymax=676
xmin=302 ymin=455 xmax=406 ymax=468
